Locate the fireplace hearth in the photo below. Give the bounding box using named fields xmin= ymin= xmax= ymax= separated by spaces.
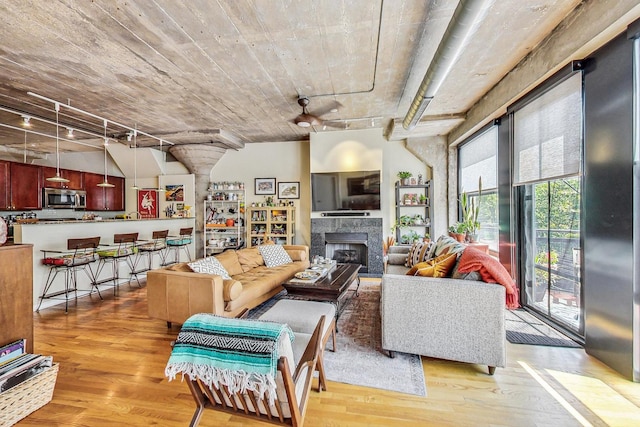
xmin=311 ymin=218 xmax=383 ymax=276
xmin=324 ymin=232 xmax=368 ymax=272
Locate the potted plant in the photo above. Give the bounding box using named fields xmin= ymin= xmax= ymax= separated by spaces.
xmin=452 ymin=222 xmax=467 ymax=242
xmin=397 ymin=171 xmax=412 ymax=186
xmin=460 ymin=177 xmax=482 ymax=242
xmin=411 ymin=214 xmax=424 ymax=225
xmin=419 ymin=194 xmax=427 ymax=205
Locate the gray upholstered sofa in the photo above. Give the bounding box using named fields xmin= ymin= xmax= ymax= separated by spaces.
xmin=381 ymin=242 xmax=506 ymax=374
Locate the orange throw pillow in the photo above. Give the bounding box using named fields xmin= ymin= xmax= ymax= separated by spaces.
xmin=406 ymin=252 xmax=458 ymax=278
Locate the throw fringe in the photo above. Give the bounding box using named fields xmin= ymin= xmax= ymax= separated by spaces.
xmin=166 ymin=362 xmax=278 ymax=406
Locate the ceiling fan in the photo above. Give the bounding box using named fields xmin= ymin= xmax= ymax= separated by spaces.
xmin=293 ymin=96 xmax=342 ymax=128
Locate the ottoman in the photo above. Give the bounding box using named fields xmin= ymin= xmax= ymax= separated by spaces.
xmin=259 ymin=299 xmax=337 ymax=392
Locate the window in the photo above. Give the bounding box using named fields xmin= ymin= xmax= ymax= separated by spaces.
xmin=458 ymin=126 xmax=498 ymax=250
xmin=513 ymin=71 xmax=583 ymax=334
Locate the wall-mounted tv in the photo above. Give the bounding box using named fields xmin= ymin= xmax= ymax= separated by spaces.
xmin=311 ymin=170 xmax=381 ymax=212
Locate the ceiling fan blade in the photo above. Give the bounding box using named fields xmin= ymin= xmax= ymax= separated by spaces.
xmin=312 ymin=100 xmax=343 ymax=118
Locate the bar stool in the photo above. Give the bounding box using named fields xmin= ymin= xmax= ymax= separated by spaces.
xmin=165 ymin=227 xmax=193 ymax=265
xmin=94 ymin=232 xmax=138 ymax=294
xmin=128 ymin=229 xmax=169 ymax=286
xmin=37 ymin=236 xmax=101 ymax=313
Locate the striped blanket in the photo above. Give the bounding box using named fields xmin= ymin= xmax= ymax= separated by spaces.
xmin=165 ymin=313 xmax=294 ymax=404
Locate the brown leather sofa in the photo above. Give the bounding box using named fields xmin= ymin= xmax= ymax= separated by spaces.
xmin=147 ymin=245 xmax=310 ymax=327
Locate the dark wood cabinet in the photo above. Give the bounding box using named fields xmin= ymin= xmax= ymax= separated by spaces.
xmin=0 ymin=160 xmax=9 ymax=210
xmin=0 ymin=244 xmax=34 ymax=353
xmin=41 ymin=166 xmax=84 ymax=190
xmin=104 ymin=176 xmax=125 ymax=211
xmin=84 ymin=172 xmax=106 ymax=210
xmin=9 ymin=163 xmax=42 ymax=210
xmin=83 ymin=172 xmax=125 ymax=211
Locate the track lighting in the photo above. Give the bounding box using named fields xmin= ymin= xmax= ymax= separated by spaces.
xmin=131 ymin=128 xmax=139 ymax=190
xmin=66 ymin=128 xmax=74 ymax=137
xmin=22 ymin=115 xmax=31 ymax=126
xmin=97 ymin=119 xmax=115 ymax=188
xmin=45 ymin=103 xmax=70 ymax=183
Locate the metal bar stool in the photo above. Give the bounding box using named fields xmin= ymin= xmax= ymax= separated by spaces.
xmin=94 ymin=232 xmax=139 ymax=294
xmin=165 ymin=227 xmax=193 ymax=265
xmin=128 ymin=229 xmax=169 ymax=286
xmin=37 ymin=236 xmax=101 ymax=313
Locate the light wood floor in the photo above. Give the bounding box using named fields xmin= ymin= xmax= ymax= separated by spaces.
xmin=18 ymin=279 xmax=640 ymax=426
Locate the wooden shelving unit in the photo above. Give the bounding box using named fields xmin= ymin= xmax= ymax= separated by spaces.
xmin=246 ymin=206 xmax=296 ymax=246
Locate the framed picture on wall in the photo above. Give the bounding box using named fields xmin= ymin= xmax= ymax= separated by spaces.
xmin=255 ymin=178 xmax=276 ymax=195
xmin=165 ymin=184 xmax=184 ymax=201
xmin=278 ymin=181 xmax=300 ymax=199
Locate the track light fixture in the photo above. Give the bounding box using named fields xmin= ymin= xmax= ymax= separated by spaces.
xmin=45 ymin=103 xmax=70 ymax=183
xmin=97 ymin=119 xmax=115 ymax=188
xmin=66 ymin=128 xmax=74 ymax=137
xmin=131 ymin=127 xmax=139 ymax=190
xmin=22 ymin=115 xmax=31 ymax=126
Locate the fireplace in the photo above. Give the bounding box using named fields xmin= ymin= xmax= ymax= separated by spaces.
xmin=324 ymin=232 xmax=368 ymax=273
xmin=310 ymin=218 xmax=383 ymax=276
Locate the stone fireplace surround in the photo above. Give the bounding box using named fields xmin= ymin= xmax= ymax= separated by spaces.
xmin=310 ymin=217 xmax=383 ymax=276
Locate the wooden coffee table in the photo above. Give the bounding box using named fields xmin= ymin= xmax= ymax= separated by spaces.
xmin=283 ymin=263 xmax=361 ymax=328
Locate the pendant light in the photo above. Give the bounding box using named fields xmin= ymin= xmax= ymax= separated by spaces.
xmin=131 ymin=125 xmax=139 ymax=190
xmin=97 ymin=119 xmax=115 ymax=188
xmin=46 ymin=102 xmax=70 ymax=183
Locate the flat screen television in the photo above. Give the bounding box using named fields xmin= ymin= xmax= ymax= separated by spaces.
xmin=311 ymin=170 xmax=381 ymax=212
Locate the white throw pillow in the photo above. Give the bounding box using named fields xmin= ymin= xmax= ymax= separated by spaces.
xmin=188 ymin=256 xmax=231 ymax=279
xmin=258 ymin=244 xmax=293 ymax=268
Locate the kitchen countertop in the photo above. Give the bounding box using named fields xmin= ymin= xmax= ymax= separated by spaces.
xmin=26 ymin=217 xmax=194 ymax=225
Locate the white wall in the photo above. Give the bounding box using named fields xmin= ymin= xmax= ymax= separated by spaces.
xmin=209 ymin=141 xmax=310 ymax=245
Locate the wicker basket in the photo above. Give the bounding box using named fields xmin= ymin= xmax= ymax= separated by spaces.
xmin=0 ymin=363 xmax=58 ymax=427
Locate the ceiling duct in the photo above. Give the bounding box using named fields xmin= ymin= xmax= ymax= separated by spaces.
xmin=403 ymin=0 xmax=493 ymax=131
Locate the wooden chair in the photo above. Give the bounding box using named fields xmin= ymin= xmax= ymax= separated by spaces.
xmin=185 ymin=315 xmax=325 ymax=427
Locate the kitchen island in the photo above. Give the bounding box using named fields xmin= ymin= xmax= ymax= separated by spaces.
xmin=14 ymin=217 xmax=195 ymax=311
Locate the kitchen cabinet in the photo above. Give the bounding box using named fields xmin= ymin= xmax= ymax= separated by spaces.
xmin=41 ymin=166 xmax=84 ymax=190
xmin=9 ymin=163 xmax=42 ymax=210
xmin=0 ymin=160 xmax=8 ymax=209
xmin=83 ymin=172 xmax=124 ymax=211
xmin=104 ymin=176 xmax=125 ymax=211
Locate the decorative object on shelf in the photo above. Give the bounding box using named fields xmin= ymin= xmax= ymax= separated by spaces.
xmin=254 ymin=178 xmax=276 ymax=195
xmin=417 ymin=174 xmax=424 ymax=185
xmin=397 ymin=171 xmax=412 ymax=186
xmin=277 ymin=181 xmax=300 ymax=199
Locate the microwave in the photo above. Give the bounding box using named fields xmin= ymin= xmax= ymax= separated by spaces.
xmin=43 ymin=188 xmax=87 ymax=209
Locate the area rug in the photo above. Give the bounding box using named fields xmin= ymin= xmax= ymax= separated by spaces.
xmin=249 ymin=281 xmax=426 ymax=396
xmin=506 ymin=309 xmax=581 ymax=348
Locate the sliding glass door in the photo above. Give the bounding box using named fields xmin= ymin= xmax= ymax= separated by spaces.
xmin=521 ymin=178 xmax=582 ymax=333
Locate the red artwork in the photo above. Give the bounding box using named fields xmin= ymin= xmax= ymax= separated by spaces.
xmin=137 ymin=190 xmax=158 ymax=218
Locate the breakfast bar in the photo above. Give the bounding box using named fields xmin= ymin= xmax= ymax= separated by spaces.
xmin=13 ymin=217 xmax=195 ymax=311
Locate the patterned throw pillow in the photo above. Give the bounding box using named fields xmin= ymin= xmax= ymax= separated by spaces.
xmin=405 ymin=241 xmax=435 ymax=267
xmin=405 ymin=252 xmax=458 ymax=278
xmin=188 ymin=256 xmax=231 ymax=279
xmin=428 ymin=235 xmax=466 ymax=259
xmin=258 ymin=244 xmax=293 ymax=268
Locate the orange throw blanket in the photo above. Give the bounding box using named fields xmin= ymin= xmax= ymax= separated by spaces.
xmin=457 ymin=247 xmax=520 ymax=309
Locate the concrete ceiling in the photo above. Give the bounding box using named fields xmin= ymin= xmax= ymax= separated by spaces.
xmin=0 ymin=0 xmax=586 ymax=157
